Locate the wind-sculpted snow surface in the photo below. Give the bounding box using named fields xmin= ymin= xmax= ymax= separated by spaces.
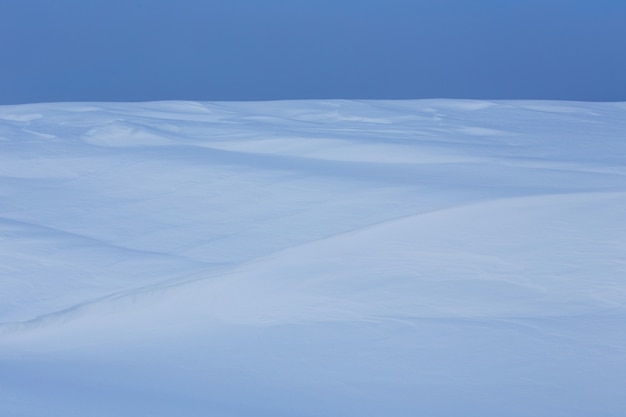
xmin=1 ymin=99 xmax=626 ymax=416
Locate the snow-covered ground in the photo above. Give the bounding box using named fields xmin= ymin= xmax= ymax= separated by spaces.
xmin=1 ymin=99 xmax=625 ymax=416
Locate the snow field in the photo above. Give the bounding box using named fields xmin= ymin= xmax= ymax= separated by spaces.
xmin=1 ymin=99 xmax=626 ymax=416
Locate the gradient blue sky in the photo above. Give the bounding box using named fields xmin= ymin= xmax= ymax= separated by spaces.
xmin=2 ymin=0 xmax=625 ymax=104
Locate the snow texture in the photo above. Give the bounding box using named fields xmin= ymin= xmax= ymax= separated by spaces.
xmin=1 ymin=99 xmax=626 ymax=416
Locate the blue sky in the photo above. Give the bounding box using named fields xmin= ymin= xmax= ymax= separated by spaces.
xmin=2 ymin=0 xmax=625 ymax=104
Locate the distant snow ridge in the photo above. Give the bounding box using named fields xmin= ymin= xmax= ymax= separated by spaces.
xmin=1 ymin=99 xmax=626 ymax=417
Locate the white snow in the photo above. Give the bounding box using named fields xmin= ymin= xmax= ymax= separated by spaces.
xmin=1 ymin=99 xmax=625 ymax=416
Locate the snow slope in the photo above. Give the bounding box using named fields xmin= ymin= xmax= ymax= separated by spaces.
xmin=1 ymin=99 xmax=626 ymax=416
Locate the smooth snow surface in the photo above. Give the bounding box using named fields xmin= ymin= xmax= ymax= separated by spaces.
xmin=1 ymin=99 xmax=626 ymax=416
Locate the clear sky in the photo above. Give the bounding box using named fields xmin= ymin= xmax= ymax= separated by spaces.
xmin=2 ymin=0 xmax=625 ymax=104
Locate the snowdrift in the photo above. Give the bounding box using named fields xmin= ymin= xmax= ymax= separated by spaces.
xmin=1 ymin=99 xmax=625 ymax=416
